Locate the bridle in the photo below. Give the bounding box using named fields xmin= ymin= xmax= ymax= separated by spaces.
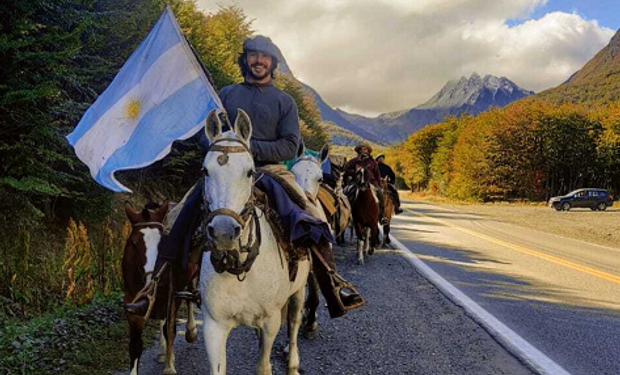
xmin=132 ymin=222 xmax=165 ymax=231
xmin=131 ymin=221 xmax=166 ymax=282
xmin=356 ymin=167 xmax=370 ymax=192
xmin=202 ymin=137 xmax=261 ymax=280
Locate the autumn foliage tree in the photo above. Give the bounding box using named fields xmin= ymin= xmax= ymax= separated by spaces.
xmin=391 ymin=98 xmax=620 ymax=201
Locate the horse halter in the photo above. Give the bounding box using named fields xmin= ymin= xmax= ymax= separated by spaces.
xmin=132 ymin=222 xmax=165 ymax=231
xmin=203 ymin=137 xmax=260 ymax=280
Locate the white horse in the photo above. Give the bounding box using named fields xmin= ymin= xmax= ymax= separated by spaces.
xmin=290 ymin=144 xmax=329 ymax=207
xmin=200 ymin=109 xmax=310 ymax=375
xmin=289 ymin=143 xmax=329 ymax=339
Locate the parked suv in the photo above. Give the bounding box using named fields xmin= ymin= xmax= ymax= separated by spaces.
xmin=548 ymin=188 xmax=614 ymax=211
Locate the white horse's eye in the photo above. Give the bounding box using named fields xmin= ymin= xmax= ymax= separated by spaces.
xmin=203 ymin=168 xmax=209 ymax=177
xmin=247 ymin=169 xmax=255 ymax=178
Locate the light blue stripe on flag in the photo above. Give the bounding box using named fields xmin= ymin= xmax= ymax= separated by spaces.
xmin=66 ymin=6 xmax=223 ymax=193
xmin=95 ymin=79 xmax=218 ymax=191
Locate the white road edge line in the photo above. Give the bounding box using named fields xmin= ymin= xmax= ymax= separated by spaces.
xmin=389 ymin=235 xmax=572 ymax=375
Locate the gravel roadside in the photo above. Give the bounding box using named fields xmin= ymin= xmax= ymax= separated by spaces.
xmin=403 ymin=193 xmax=620 ymax=250
xmin=120 ymin=244 xmax=535 ymax=375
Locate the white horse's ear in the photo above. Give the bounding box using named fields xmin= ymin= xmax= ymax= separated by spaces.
xmin=205 ymin=109 xmax=222 ymax=141
xmin=319 ymin=144 xmax=329 ymax=164
xmin=296 ymin=139 xmax=305 ymax=159
xmin=234 ymin=109 xmax=252 ymax=143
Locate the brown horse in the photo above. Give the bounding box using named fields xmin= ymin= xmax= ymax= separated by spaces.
xmin=123 ymin=202 xmax=198 ymax=375
xmin=349 ymin=165 xmax=380 ymax=264
xmin=379 ymin=177 xmax=395 ymax=245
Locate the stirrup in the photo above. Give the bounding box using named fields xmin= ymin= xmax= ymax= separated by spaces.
xmin=175 ymin=289 xmax=201 ymax=305
xmin=128 ymin=262 xmax=170 ymax=321
xmin=330 ymin=272 xmax=365 ymax=311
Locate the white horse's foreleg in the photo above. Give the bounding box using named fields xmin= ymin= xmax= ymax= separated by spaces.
xmin=357 ymin=238 xmax=364 ymax=265
xmin=204 ymin=316 xmax=231 ymax=375
xmin=157 ymin=320 xmax=166 ymax=363
xmin=364 ymin=227 xmax=371 ymax=256
xmin=185 ymin=301 xmax=198 ymax=343
xmin=257 ymin=315 xmax=281 ymax=375
xmin=287 ymin=288 xmax=305 ymax=375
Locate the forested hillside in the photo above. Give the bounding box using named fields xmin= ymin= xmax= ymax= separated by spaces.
xmin=389 ymin=98 xmax=620 ymax=201
xmin=0 ymin=0 xmax=328 ymax=318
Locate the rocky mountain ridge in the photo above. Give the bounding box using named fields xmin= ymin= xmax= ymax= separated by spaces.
xmin=313 ymin=73 xmax=533 ymax=144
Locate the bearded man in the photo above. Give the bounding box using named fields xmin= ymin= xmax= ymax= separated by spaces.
xmin=126 ymin=36 xmax=363 ymax=319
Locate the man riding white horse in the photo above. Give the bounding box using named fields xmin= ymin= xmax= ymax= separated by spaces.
xmin=125 ymin=35 xmax=363 ymax=320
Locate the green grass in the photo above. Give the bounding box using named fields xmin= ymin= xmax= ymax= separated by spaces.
xmin=0 ymin=292 xmax=159 ymax=375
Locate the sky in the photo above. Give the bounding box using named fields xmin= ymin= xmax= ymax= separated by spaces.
xmin=197 ymin=0 xmax=617 ymax=117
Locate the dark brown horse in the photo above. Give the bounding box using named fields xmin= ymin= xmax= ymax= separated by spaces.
xmin=123 ymin=202 xmax=198 ymax=375
xmin=349 ymin=165 xmax=380 ymax=264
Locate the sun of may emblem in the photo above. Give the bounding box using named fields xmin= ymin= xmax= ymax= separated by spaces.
xmin=123 ymin=97 xmax=143 ymax=122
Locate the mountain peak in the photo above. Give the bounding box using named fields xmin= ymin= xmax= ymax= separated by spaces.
xmin=416 ymin=73 xmax=533 ymax=110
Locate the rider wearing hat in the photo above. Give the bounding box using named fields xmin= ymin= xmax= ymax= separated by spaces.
xmin=375 ymin=154 xmax=403 ymax=214
xmin=125 ymin=35 xmax=363 ymax=320
xmin=344 ymin=142 xmax=388 ymax=223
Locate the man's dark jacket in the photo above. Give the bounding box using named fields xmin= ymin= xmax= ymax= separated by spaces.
xmin=199 ymin=82 xmax=299 ymax=165
xmin=378 ymin=162 xmax=396 ymax=184
xmin=344 ymin=154 xmax=382 ymax=187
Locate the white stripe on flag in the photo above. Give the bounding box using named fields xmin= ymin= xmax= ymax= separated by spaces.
xmin=74 ymin=42 xmax=200 ymax=178
xmin=105 ymin=120 xmax=205 ymax=192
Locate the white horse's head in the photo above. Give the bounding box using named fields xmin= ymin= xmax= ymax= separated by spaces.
xmin=290 ymin=142 xmax=329 ymax=200
xmin=202 ymin=109 xmax=254 ymax=251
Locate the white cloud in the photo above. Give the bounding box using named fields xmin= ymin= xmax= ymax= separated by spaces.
xmin=197 ymin=0 xmax=614 ymax=116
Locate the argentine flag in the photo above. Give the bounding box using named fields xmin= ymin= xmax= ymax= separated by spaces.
xmin=67 ymin=6 xmax=222 ymax=193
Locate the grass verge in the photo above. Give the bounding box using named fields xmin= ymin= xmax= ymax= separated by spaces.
xmin=0 ymin=292 xmax=159 ymax=375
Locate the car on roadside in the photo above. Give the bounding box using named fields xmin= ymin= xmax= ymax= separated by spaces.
xmin=548 ymin=188 xmax=614 ymax=211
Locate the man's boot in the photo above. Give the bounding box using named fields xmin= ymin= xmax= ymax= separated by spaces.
xmin=125 ymin=298 xmax=150 ymax=317
xmin=124 ymin=261 xmax=170 ymax=320
xmin=390 ymin=185 xmax=403 ymax=214
xmin=309 ymin=240 xmax=364 ymax=318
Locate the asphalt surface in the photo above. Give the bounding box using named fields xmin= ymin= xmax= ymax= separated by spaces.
xmin=390 ymin=199 xmax=620 ymax=375
xmin=118 ymin=241 xmax=534 ymax=375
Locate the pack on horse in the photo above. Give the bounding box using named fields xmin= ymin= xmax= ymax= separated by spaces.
xmin=122 ymin=202 xmax=198 ymax=375
xmin=379 ymin=176 xmax=395 ymax=245
xmin=347 ymin=165 xmax=380 ymax=265
xmin=199 ymin=109 xmax=311 ymax=375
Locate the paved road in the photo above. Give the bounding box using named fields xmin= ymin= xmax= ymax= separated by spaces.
xmin=390 ymin=199 xmax=620 ymax=375
xmin=119 ymin=242 xmax=534 ymax=375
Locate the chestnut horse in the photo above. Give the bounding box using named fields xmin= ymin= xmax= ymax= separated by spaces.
xmin=349 ymin=166 xmax=380 ymax=264
xmin=123 ymin=202 xmax=198 ymax=375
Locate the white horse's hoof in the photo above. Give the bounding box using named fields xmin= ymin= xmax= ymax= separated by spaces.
xmin=162 ymin=367 xmax=177 ymax=375
xmin=185 ymin=327 xmax=198 ymax=343
xmin=287 ymin=369 xmax=300 ymax=375
xmin=358 ymin=257 xmax=364 ymax=265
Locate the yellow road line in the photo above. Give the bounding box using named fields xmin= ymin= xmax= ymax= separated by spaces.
xmin=410 ymin=210 xmax=620 ymax=286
